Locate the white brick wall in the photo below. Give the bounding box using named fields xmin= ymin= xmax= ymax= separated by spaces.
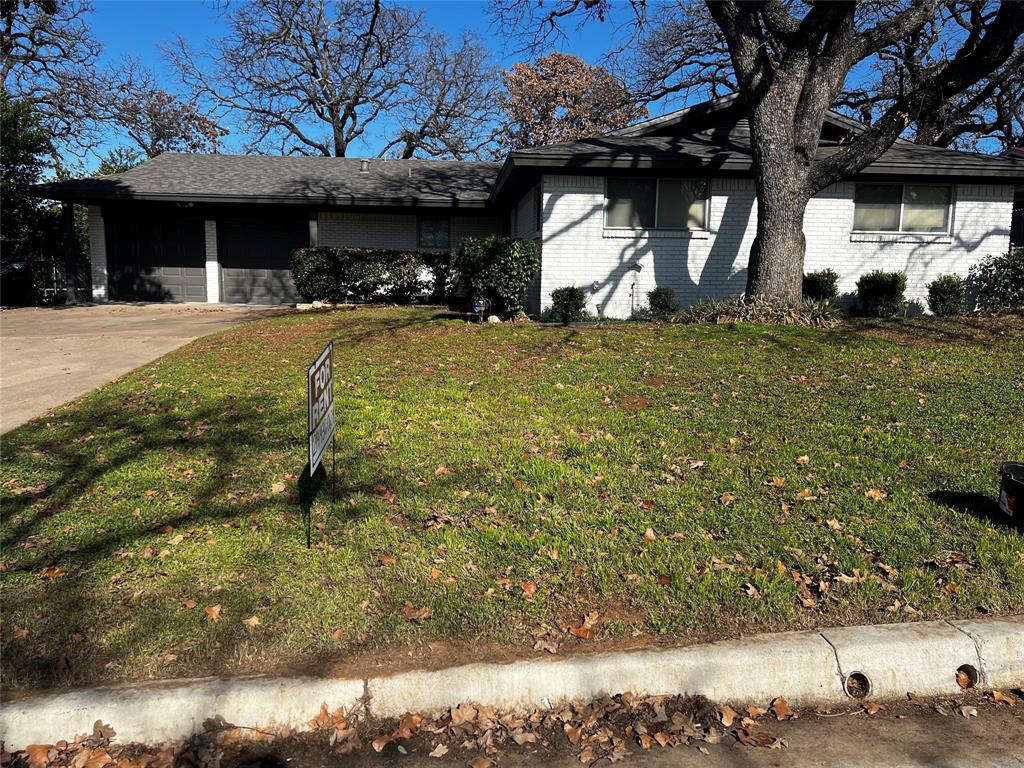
xmin=539 ymin=175 xmax=1013 ymax=318
xmin=88 ymin=205 xmax=107 ymax=301
xmin=318 ymin=212 xmax=500 ymax=249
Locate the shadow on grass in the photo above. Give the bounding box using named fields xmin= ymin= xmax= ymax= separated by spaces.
xmin=928 ymin=490 xmax=1020 ymax=532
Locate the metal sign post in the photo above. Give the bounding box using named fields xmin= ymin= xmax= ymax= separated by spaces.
xmin=306 ymin=341 xmax=336 ymax=547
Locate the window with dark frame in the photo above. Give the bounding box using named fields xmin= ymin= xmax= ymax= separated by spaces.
xmin=853 ymin=183 xmax=953 ymax=234
xmin=604 ymin=178 xmax=708 ymax=230
xmin=417 ymin=216 xmax=451 ymax=249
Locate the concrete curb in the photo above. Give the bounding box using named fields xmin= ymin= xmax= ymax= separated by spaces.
xmin=2 ymin=616 xmax=1021 ymax=750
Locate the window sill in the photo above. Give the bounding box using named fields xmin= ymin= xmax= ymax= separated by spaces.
xmin=850 ymin=232 xmax=953 ymax=244
xmin=602 ymin=228 xmax=710 ymax=240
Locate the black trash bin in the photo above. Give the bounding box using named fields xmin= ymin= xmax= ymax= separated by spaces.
xmin=999 ymin=462 xmax=1024 ymax=528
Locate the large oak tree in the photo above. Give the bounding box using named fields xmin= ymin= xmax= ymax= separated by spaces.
xmin=495 ymin=0 xmax=1024 ymax=302
xmin=170 ymin=0 xmax=499 ymax=159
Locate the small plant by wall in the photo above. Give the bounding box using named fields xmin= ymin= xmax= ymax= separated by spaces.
xmin=926 ymin=274 xmax=966 ymax=317
xmin=802 ymin=269 xmax=839 ymax=302
xmin=548 ymin=286 xmax=588 ymax=324
xmin=647 ymin=286 xmax=681 ymax=320
xmin=968 ymin=249 xmax=1024 ymax=312
xmin=856 ymin=270 xmax=907 ymax=317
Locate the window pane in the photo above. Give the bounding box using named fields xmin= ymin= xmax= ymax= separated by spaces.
xmin=418 ymin=217 xmax=450 ymax=248
xmin=853 ymin=184 xmax=902 ymax=231
xmin=606 ymin=178 xmax=656 ymax=228
xmin=902 ymin=185 xmax=951 ymax=232
xmin=657 ymin=179 xmax=707 ymax=229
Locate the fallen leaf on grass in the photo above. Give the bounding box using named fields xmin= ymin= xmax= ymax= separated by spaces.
xmin=242 ymin=615 xmax=261 ymax=628
xmin=643 ymin=527 xmax=657 ymax=541
xmin=180 ymin=598 xmax=197 ymax=609
xmin=402 ymin=603 xmax=432 ymax=622
xmin=796 ymin=455 xmax=810 ymax=465
xmin=865 ymin=488 xmax=887 ymax=501
xmin=428 ymin=744 xmax=449 ymax=758
xmin=434 ymin=465 xmax=451 ymax=476
xmin=568 ymin=625 xmax=595 ymax=640
xmin=764 ymin=476 xmax=786 ymax=488
xmin=719 ymin=492 xmax=736 ymax=505
xmin=331 ymin=629 xmax=345 ymax=640
xmin=271 ymin=482 xmax=286 ymax=494
xmin=520 ymin=581 xmax=537 ymax=599
xmin=40 ymin=566 xmax=64 ymax=580
xmin=378 ymin=555 xmax=397 ymax=566
xmin=205 ymin=604 xmax=222 ymax=622
xmin=13 ymin=626 xmax=29 ymax=639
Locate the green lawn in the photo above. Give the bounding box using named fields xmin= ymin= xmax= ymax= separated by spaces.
xmin=2 ymin=307 xmax=1023 ymax=689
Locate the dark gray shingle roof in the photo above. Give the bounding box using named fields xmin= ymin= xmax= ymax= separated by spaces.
xmin=35 ymin=153 xmax=501 ymax=208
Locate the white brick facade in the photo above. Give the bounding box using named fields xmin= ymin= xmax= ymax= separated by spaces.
xmin=87 ymin=205 xmax=107 ymax=301
xmin=539 ymin=175 xmax=1014 ymax=318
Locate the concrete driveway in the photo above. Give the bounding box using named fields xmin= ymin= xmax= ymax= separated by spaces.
xmin=0 ymin=303 xmax=282 ymax=433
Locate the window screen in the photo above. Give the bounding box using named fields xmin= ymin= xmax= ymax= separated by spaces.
xmin=657 ymin=179 xmax=707 ymax=229
xmin=902 ymin=185 xmax=951 ymax=232
xmin=606 ymin=178 xmax=707 ymax=229
xmin=418 ymin=216 xmax=451 ymax=249
xmin=853 ymin=184 xmax=902 ymax=231
xmin=854 ymin=183 xmax=952 ymax=233
xmin=606 ymin=178 xmax=657 ymax=228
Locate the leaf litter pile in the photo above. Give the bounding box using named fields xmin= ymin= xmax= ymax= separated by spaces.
xmin=7 ymin=689 xmax=1020 ymax=768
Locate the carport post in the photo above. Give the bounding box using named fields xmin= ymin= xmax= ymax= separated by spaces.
xmin=204 ymin=220 xmax=221 ymax=303
xmin=62 ymin=202 xmax=79 ymax=305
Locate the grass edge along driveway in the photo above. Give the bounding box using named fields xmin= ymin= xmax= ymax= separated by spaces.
xmin=2 ymin=307 xmax=1022 ymax=690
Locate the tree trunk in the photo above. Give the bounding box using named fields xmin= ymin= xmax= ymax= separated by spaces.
xmin=746 ymin=180 xmax=808 ymax=303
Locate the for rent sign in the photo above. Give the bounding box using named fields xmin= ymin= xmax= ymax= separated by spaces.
xmin=307 ymin=342 xmax=335 ymax=474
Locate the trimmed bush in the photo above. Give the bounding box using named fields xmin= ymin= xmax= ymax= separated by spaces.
xmin=926 ymin=274 xmax=965 ymax=317
xmin=291 ymin=247 xmax=427 ymax=304
xmin=856 ymin=270 xmax=906 ymax=317
xmin=548 ymin=286 xmax=588 ymax=324
xmin=451 ymin=235 xmax=540 ymax=317
xmin=802 ymin=269 xmax=839 ymax=302
xmin=968 ymin=249 xmax=1024 ymax=312
xmin=647 ymin=286 xmax=681 ymax=320
xmin=676 ymin=296 xmax=841 ymax=328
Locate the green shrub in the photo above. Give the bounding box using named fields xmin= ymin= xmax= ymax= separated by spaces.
xmin=856 ymin=270 xmax=906 ymax=317
xmin=291 ymin=247 xmax=427 ymax=304
xmin=676 ymin=296 xmax=841 ymax=327
xmin=968 ymin=249 xmax=1024 ymax=312
xmin=548 ymin=286 xmax=588 ymax=324
xmin=451 ymin=235 xmax=540 ymax=317
xmin=926 ymin=274 xmax=965 ymax=317
xmin=647 ymin=286 xmax=681 ymax=320
xmin=802 ymin=269 xmax=839 ymax=302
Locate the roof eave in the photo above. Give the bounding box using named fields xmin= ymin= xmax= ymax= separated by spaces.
xmin=30 ymin=186 xmax=492 ymax=209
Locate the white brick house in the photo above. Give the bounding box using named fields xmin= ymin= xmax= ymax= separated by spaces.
xmin=38 ymin=96 xmax=1022 ymax=314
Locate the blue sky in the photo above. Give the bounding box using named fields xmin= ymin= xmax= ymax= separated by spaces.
xmin=85 ymin=0 xmax=638 ymax=163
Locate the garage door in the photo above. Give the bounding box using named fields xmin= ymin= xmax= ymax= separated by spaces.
xmin=219 ymin=216 xmax=308 ymax=304
xmin=106 ymin=213 xmax=206 ymax=302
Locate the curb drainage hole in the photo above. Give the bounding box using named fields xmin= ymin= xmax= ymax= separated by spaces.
xmin=845 ymin=672 xmax=871 ymax=699
xmin=956 ymin=664 xmax=978 ymax=689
